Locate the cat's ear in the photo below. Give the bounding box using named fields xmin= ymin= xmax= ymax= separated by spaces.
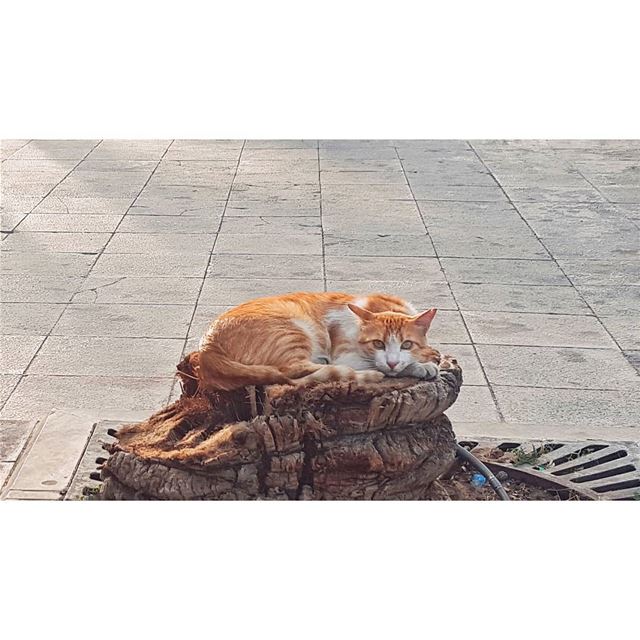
xmin=347 ymin=303 xmax=375 ymax=322
xmin=412 ymin=308 xmax=437 ymax=332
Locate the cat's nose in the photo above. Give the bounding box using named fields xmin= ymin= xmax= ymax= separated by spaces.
xmin=387 ymin=360 xmax=398 ymax=370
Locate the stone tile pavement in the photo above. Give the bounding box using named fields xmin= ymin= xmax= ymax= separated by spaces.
xmin=1 ymin=139 xmax=639 ymax=494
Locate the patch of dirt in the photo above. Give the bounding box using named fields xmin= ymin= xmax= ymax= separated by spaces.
xmin=424 ymin=453 xmax=586 ymax=501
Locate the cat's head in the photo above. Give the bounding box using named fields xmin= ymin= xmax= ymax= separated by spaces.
xmin=348 ymin=304 xmax=440 ymax=376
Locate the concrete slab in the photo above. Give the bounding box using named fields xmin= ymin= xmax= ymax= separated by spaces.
xmin=476 ymin=345 xmax=640 ymax=391
xmin=0 ymin=419 xmax=36 ymax=461
xmin=462 ymin=311 xmax=618 ymax=349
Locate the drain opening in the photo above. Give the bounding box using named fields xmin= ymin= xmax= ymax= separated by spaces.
xmin=592 ymin=478 xmax=640 ymax=494
xmin=552 ymin=450 xmax=628 ymax=476
xmin=551 ymin=444 xmax=608 ymax=466
xmin=571 ymin=464 xmax=636 ymax=484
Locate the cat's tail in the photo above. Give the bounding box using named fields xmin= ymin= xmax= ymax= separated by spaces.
xmin=197 ymin=344 xmax=292 ymax=391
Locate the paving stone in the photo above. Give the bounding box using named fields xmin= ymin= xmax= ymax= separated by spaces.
xmin=208 ymin=254 xmax=323 ymax=280
xmin=557 ymin=259 xmax=640 ymax=286
xmin=405 ymin=169 xmax=496 ymax=187
xmin=428 ymin=224 xmax=548 ymax=259
xmin=1 ymin=158 xmax=78 ymax=173
xmin=325 ymin=255 xmax=445 ymax=282
xmin=70 ymin=276 xmax=202 ymax=305
xmin=87 ymin=139 xmax=171 ymax=160
xmin=320 ymin=170 xmax=407 ymax=185
xmin=451 ymin=282 xmax=591 ymax=314
xmin=323 ymin=232 xmax=434 ymax=257
xmin=237 ymin=159 xmax=318 ymax=174
xmin=462 ymin=311 xmax=617 ymax=348
xmin=320 ymin=147 xmax=399 ymax=162
xmin=0 ymin=195 xmax=43 ymax=213
xmin=321 ymin=197 xmax=420 ymax=216
xmin=477 ymin=345 xmax=639 ymax=391
xmin=0 ymin=252 xmax=96 ymax=276
xmin=323 ymin=212 xmax=426 ymax=235
xmin=0 ymin=462 xmax=12 ymax=488
xmin=504 ymin=186 xmax=607 ymax=204
xmin=444 ymin=385 xmax=501 ymax=423
xmin=230 ymin=181 xmax=320 ymax=202
xmin=1 ymin=231 xmax=111 ymax=254
xmin=226 ymin=201 xmax=320 ymax=217
xmin=326 ymin=280 xmax=456 ymax=310
xmin=0 ymin=375 xmax=173 ymax=420
xmin=0 ymin=275 xmax=84 ymax=303
xmin=51 ymin=179 xmax=142 ymax=198
xmin=429 ymin=343 xmax=485 ymax=386
xmin=16 ymin=214 xmax=123 ymax=233
xmin=104 ymin=232 xmax=215 ymax=254
xmin=576 ymin=285 xmax=640 ymax=316
xmin=425 ymin=310 xmax=471 ymax=344
xmin=0 ymin=419 xmax=35 ymax=461
xmin=219 ymin=216 xmax=321 ymax=234
xmin=320 ymin=157 xmax=402 ymax=171
xmin=213 ymin=233 xmax=323 ymax=255
xmin=0 ymin=303 xmax=64 ymax=335
xmin=320 ymin=183 xmax=412 ymax=200
xmin=53 ymin=304 xmax=193 ymax=338
xmin=0 ymin=335 xmax=45 ymax=374
xmin=492 ymin=170 xmax=588 ymax=189
xmin=32 ymin=195 xmax=135 ymax=214
xmin=10 ymin=140 xmax=98 ymax=160
xmin=130 ymin=185 xmax=228 ymax=215
xmin=0 ymin=214 xmax=26 ymax=232
xmin=235 ymin=170 xmax=319 ymax=184
xmin=599 ymin=186 xmax=640 ymax=203
xmin=441 ymin=258 xmax=568 ymax=285
xmin=415 ymin=199 xmax=514 ymax=220
xmin=164 ymin=141 xmax=242 ymax=161
xmin=244 ymin=140 xmax=318 ymax=149
xmin=1 ymin=182 xmax=54 ymax=198
xmin=3 ymin=411 xmax=96 ymax=493
xmin=537 ymin=225 xmax=640 ymax=260
xmin=0 ymin=375 xmax=20 ymax=406
xmin=117 ymin=214 xmax=222 ymax=234
xmin=1 ymin=139 xmax=30 ymax=159
xmin=241 ymin=148 xmax=317 ymax=161
xmin=624 ymin=351 xmax=640 ymax=374
xmin=3 ymin=490 xmax=61 ymax=500
xmin=75 ymin=160 xmax=157 ymax=173
xmin=151 ymin=161 xmax=237 ymax=185
xmin=91 ymin=252 xmax=210 ymax=277
xmin=410 ymin=185 xmax=506 ymax=202
xmin=598 ymin=316 xmax=640 ymax=350
xmin=492 ymin=387 xmax=640 ymax=426
xmin=199 ymin=277 xmax=324 ymax=305
xmin=29 ymin=336 xmax=184 ymax=377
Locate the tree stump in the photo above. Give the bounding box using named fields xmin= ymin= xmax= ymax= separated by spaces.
xmin=100 ymin=354 xmax=463 ymax=500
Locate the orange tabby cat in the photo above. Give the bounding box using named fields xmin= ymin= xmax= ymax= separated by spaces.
xmin=195 ymin=292 xmax=441 ymax=391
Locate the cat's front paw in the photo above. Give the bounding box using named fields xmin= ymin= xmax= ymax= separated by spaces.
xmin=405 ymin=361 xmax=439 ymax=381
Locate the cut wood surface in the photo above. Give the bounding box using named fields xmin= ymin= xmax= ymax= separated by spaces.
xmin=101 ymin=354 xmax=463 ymax=500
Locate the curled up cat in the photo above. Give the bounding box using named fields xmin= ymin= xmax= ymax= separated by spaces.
xmin=191 ymin=292 xmax=442 ymax=392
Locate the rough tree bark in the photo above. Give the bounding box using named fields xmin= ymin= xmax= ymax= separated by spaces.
xmin=100 ymin=354 xmax=463 ymax=500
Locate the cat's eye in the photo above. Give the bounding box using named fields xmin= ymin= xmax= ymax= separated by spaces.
xmin=401 ymin=340 xmax=414 ymax=350
xmin=372 ymin=340 xmax=385 ymax=350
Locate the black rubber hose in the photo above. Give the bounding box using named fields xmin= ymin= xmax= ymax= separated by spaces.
xmin=455 ymin=443 xmax=510 ymax=501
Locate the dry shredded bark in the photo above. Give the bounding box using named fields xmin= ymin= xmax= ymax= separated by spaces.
xmin=100 ymin=354 xmax=463 ymax=500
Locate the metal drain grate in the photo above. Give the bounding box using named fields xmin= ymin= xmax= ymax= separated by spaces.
xmin=458 ymin=439 xmax=640 ymax=501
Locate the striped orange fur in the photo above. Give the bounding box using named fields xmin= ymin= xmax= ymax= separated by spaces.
xmin=195 ymin=291 xmax=441 ymax=391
